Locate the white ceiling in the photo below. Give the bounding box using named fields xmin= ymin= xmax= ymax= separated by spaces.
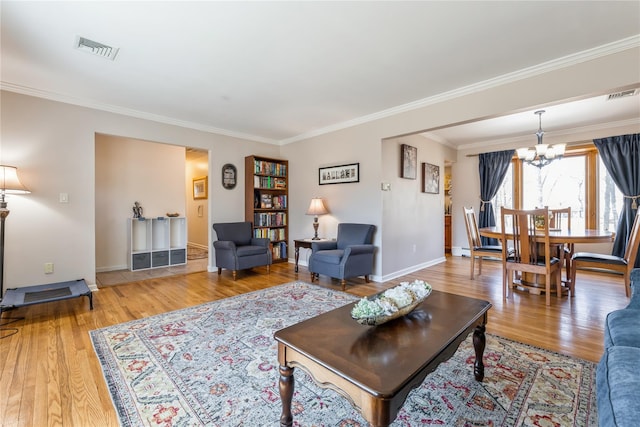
xmin=1 ymin=1 xmax=639 ymax=146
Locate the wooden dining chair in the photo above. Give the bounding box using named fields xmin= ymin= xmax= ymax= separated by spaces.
xmin=463 ymin=206 xmax=503 ymax=279
xmin=500 ymin=207 xmax=563 ymax=306
xmin=550 ymin=207 xmax=573 ymax=281
xmin=571 ymin=212 xmax=640 ymax=297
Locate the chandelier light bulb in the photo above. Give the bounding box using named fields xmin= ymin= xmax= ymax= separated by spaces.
xmin=516 ymin=110 xmax=565 ymax=168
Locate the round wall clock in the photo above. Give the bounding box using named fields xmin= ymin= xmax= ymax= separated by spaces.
xmin=222 ymin=163 xmax=237 ymax=189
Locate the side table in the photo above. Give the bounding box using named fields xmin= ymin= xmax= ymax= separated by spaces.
xmin=293 ymin=238 xmax=330 ymax=272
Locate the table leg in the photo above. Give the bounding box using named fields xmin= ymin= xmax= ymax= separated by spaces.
xmin=294 ymin=245 xmax=300 ymax=272
xmin=472 ymin=324 xmax=486 ymax=381
xmin=279 ymin=364 xmax=294 ymax=426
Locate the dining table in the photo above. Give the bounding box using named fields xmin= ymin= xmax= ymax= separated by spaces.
xmin=479 ymin=225 xmax=614 ymax=292
xmin=479 ymin=226 xmax=614 ymax=246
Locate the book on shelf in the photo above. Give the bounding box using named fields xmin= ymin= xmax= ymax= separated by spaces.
xmin=253 ymin=227 xmax=286 ymax=241
xmin=271 ymin=241 xmax=288 ymax=260
xmin=254 ymin=212 xmax=287 ymax=227
xmin=260 ymin=193 xmax=272 ymax=209
xmin=254 ymin=175 xmax=287 ymax=189
xmin=254 ymin=160 xmax=287 ymax=177
xmin=272 ymin=195 xmax=287 ymax=209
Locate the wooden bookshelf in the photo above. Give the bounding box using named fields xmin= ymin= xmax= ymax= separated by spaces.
xmin=245 ymin=155 xmax=289 ymax=263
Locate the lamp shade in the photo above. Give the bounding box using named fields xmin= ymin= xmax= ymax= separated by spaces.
xmin=0 ymin=165 xmax=30 ymax=194
xmin=306 ymin=198 xmax=328 ymax=216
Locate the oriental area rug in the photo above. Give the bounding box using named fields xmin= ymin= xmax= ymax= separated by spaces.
xmin=90 ymin=281 xmax=597 ymax=426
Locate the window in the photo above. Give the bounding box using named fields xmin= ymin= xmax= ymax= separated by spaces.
xmin=491 ymin=162 xmax=513 ymax=220
xmin=522 ymin=156 xmax=586 ymax=229
xmin=492 ymin=144 xmax=612 ymax=230
xmin=598 ymin=159 xmax=623 ymax=231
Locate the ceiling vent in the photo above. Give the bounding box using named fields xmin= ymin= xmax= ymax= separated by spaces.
xmin=606 ymin=89 xmax=638 ymax=101
xmin=75 ymin=36 xmax=119 ymax=60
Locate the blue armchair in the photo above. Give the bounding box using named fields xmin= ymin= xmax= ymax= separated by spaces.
xmin=212 ymin=221 xmax=272 ymax=280
xmin=309 ymin=223 xmax=376 ymax=289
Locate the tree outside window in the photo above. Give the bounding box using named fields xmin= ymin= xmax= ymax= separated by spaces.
xmin=491 ymin=145 xmax=621 ymax=231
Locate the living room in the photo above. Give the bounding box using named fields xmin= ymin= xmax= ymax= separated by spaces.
xmin=1 ymin=2 xmax=640 ymax=426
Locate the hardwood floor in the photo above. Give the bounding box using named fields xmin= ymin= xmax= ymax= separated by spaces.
xmin=0 ymin=256 xmax=630 ymax=426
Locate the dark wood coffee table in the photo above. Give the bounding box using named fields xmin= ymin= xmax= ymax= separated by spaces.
xmin=274 ymin=290 xmax=491 ymax=427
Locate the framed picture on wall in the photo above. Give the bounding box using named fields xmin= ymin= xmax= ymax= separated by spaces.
xmin=221 ymin=163 xmax=237 ymax=189
xmin=422 ymin=163 xmax=440 ymax=194
xmin=193 ymin=176 xmax=208 ymax=199
xmin=319 ymin=163 xmax=359 ymax=185
xmin=401 ymin=144 xmax=417 ymax=179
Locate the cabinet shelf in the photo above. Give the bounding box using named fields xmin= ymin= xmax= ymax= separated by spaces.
xmin=246 ymin=155 xmax=289 ymax=263
xmin=128 ymin=217 xmax=187 ymax=271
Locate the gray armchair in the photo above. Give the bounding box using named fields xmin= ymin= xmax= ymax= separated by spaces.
xmin=309 ymin=223 xmax=376 ymax=289
xmin=212 ymin=221 xmax=272 ymax=280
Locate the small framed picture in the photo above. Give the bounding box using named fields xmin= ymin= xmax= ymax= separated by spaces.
xmin=401 ymin=144 xmax=417 ymax=179
xmin=319 ymin=163 xmax=359 ymax=185
xmin=422 ymin=163 xmax=440 ymax=194
xmin=193 ymin=176 xmax=208 ymax=200
xmin=221 ymin=163 xmax=237 ymax=190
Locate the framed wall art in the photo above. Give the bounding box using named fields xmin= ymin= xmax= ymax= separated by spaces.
xmin=319 ymin=163 xmax=359 ymax=185
xmin=221 ymin=163 xmax=237 ymax=189
xmin=193 ymin=176 xmax=208 ymax=199
xmin=422 ymin=162 xmax=440 ymax=194
xmin=401 ymin=144 xmax=417 ymax=179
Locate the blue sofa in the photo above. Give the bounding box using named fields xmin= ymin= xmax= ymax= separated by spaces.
xmin=597 ymin=268 xmax=640 ymax=427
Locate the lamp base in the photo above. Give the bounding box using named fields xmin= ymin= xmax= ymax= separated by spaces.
xmin=312 ymin=218 xmax=319 ymax=240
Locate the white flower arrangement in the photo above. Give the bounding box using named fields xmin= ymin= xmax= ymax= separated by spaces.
xmin=351 ymin=280 xmax=432 ymax=323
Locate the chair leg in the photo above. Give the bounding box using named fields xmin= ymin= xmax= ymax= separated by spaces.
xmin=217 ymin=267 xmax=222 ymax=275
xmin=310 ymin=273 xmax=315 ymax=282
xmin=340 ymin=279 xmax=346 ymax=291
xmin=232 ymin=270 xmax=237 ymax=280
xmin=502 ymin=266 xmax=508 ymax=299
xmin=478 ymin=257 xmax=483 ymax=276
xmin=624 ymin=272 xmax=631 ymax=298
xmin=267 ymin=265 xmax=270 ymax=274
xmin=470 ymin=255 xmax=475 ymax=279
xmin=545 ymin=273 xmax=551 ymax=306
xmin=556 ymin=268 xmax=562 ymax=301
xmin=364 ymin=276 xmax=370 ymax=283
xmin=570 ymin=261 xmax=577 ymax=296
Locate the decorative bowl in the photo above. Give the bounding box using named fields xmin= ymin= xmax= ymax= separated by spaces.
xmin=351 ymin=280 xmax=432 ymax=326
xmin=166 ymin=213 xmax=180 ymax=217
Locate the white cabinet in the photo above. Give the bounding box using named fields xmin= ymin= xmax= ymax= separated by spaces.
xmin=128 ymin=217 xmax=187 ymax=271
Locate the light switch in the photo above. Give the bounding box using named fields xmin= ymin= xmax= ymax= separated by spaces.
xmin=59 ymin=193 xmax=69 ymax=203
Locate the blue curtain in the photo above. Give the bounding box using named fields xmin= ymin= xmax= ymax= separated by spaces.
xmin=478 ymin=150 xmax=515 ymax=245
xmin=594 ymin=134 xmax=640 ymax=267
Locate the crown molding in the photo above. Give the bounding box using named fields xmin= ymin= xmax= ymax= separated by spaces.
xmin=2 ymin=36 xmax=638 ymax=146
xmin=0 ymin=81 xmax=278 ymax=145
xmin=279 ymin=35 xmax=640 ymax=145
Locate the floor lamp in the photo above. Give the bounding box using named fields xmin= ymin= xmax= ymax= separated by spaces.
xmin=1 ymin=165 xmax=30 ymax=302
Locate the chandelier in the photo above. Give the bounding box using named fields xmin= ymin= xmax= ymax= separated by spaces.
xmin=516 ymin=110 xmax=566 ymax=168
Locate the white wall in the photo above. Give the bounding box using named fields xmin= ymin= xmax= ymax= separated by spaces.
xmin=280 ymin=124 xmax=383 ymax=278
xmin=95 ymin=134 xmax=186 ymax=271
xmin=0 ymin=91 xmax=276 ymax=290
xmin=379 ymin=134 xmax=456 ymax=281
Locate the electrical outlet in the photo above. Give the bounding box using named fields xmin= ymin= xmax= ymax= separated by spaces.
xmin=44 ymin=262 xmax=54 ymax=274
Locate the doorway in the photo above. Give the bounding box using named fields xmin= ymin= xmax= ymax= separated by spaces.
xmin=94 ymin=134 xmax=209 ymax=286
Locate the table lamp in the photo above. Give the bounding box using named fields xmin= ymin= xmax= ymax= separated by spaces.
xmin=306 ymin=198 xmax=328 ymax=240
